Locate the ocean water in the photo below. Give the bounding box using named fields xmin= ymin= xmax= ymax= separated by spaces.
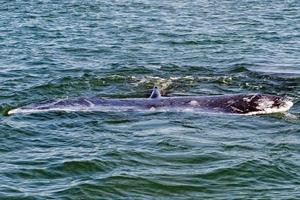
xmin=0 ymin=0 xmax=300 ymax=199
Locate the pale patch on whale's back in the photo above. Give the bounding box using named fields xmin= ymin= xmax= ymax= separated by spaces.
xmin=246 ymin=99 xmax=293 ymax=115
xmin=189 ymin=100 xmax=199 ymax=106
xmin=256 ymin=97 xmax=275 ymax=110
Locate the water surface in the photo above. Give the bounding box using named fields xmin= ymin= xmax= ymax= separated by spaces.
xmin=0 ymin=0 xmax=300 ymax=199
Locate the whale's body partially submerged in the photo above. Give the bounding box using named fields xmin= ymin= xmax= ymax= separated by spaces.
xmin=8 ymin=87 xmax=293 ymax=115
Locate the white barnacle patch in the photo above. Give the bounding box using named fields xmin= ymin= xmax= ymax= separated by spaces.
xmin=243 ymin=97 xmax=251 ymax=102
xmin=230 ymin=106 xmax=243 ymax=113
xmin=189 ymin=100 xmax=199 ymax=106
xmin=256 ymin=98 xmax=274 ymax=110
xmin=227 ymin=99 xmax=236 ymax=105
xmin=243 ymin=95 xmax=257 ymax=103
xmin=247 ymin=100 xmax=293 ymax=115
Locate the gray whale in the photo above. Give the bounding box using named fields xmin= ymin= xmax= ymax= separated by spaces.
xmin=8 ymin=87 xmax=293 ymax=115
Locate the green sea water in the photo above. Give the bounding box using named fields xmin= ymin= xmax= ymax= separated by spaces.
xmin=0 ymin=0 xmax=300 ymax=199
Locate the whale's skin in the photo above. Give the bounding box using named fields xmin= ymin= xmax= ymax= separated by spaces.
xmin=8 ymin=93 xmax=293 ymax=115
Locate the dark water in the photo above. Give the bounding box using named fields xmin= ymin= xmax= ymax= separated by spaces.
xmin=1 ymin=0 xmax=300 ymax=199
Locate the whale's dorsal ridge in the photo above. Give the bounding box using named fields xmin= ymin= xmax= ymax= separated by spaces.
xmin=149 ymin=86 xmax=161 ymax=99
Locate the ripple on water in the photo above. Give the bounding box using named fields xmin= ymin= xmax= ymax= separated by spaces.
xmin=1 ymin=0 xmax=300 ymax=199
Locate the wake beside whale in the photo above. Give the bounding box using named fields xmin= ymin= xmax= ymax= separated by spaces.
xmin=8 ymin=87 xmax=293 ymax=115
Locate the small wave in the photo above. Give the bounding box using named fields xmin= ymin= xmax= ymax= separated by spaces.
xmin=50 ymin=156 xmax=299 ymax=199
xmin=228 ymin=65 xmax=250 ymax=73
xmin=164 ymin=38 xmax=228 ymax=46
xmin=51 ymin=159 xmax=110 ymax=175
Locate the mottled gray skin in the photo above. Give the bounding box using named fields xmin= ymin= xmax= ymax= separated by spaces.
xmin=104 ymin=94 xmax=286 ymax=114
xmin=10 ymin=86 xmax=292 ymax=115
xmin=25 ymin=93 xmax=288 ymax=114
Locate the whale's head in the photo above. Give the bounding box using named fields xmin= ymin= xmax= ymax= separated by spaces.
xmin=247 ymin=94 xmax=293 ymax=114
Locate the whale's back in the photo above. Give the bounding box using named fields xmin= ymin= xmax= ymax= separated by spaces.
xmin=7 ymin=93 xmax=293 ymax=115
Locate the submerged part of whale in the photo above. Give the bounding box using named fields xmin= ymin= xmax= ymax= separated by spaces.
xmin=8 ymin=87 xmax=293 ymax=115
